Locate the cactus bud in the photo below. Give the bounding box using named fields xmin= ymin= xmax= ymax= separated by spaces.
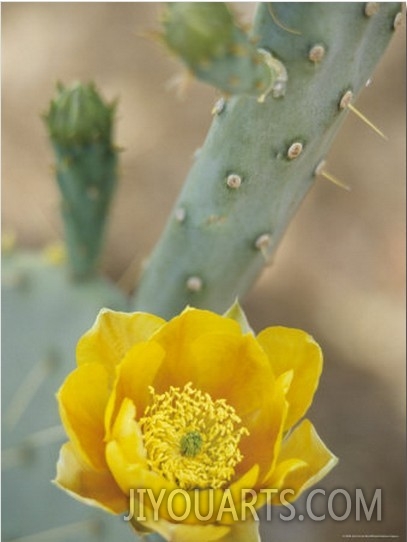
xmin=160 ymin=2 xmax=276 ymax=97
xmin=44 ymin=82 xmax=118 ymax=280
xmin=44 ymin=81 xmax=115 ymax=147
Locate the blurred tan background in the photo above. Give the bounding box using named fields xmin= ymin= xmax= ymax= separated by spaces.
xmin=2 ymin=3 xmax=405 ymax=541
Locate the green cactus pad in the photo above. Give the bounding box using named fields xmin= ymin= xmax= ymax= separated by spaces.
xmin=161 ymin=2 xmax=275 ymax=97
xmin=1 ymin=251 xmax=137 ymax=542
xmin=134 ymin=2 xmax=401 ymax=319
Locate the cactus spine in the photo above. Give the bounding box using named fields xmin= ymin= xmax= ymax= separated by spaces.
xmin=44 ymin=82 xmax=118 ymax=280
xmin=133 ymin=2 xmax=401 ymax=319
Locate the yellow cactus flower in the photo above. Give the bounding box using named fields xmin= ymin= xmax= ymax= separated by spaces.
xmin=55 ymin=303 xmax=337 ymax=542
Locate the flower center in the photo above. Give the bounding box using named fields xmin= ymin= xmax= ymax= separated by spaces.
xmin=180 ymin=431 xmax=203 ymax=457
xmin=139 ymin=382 xmax=249 ymax=490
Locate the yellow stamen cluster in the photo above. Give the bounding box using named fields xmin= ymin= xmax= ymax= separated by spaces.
xmin=139 ymin=382 xmax=249 ymax=490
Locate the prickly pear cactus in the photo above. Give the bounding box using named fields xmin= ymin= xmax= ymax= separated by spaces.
xmin=161 ymin=3 xmax=278 ymax=98
xmin=43 ymin=82 xmax=118 ymax=280
xmin=134 ymin=2 xmax=402 ymax=319
xmin=1 ymin=83 xmax=134 ymax=541
xmin=1 ymin=4 xmax=403 ymax=542
xmin=1 ymin=250 xmax=134 ymax=541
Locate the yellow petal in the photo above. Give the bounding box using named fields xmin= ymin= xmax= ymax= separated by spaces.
xmin=54 ymin=442 xmax=127 ymax=514
xmin=76 ymin=309 xmax=166 ymax=374
xmin=218 ymin=465 xmax=260 ymax=525
xmin=132 ymin=509 xmax=230 ymax=542
xmin=269 ymin=459 xmax=308 ymax=501
xmin=255 ymin=458 xmax=307 ymax=508
xmin=243 ymin=372 xmax=289 ymax=485
xmin=151 ymin=308 xmax=242 ymax=388
xmin=229 ymin=465 xmax=259 ymax=502
xmin=106 ymin=439 xmax=176 ymax=497
xmin=187 ymin=332 xmax=274 ymax=418
xmin=267 ymin=419 xmax=338 ymax=502
xmin=57 ymin=363 xmax=110 ymax=470
xmin=257 ymin=327 xmax=323 ymax=430
xmin=152 ymin=331 xmax=274 ymax=416
xmin=110 ymin=397 xmax=147 ymax=467
xmin=105 ymin=340 xmax=165 ymax=436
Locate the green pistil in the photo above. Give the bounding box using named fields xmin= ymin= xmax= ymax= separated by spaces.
xmin=180 ymin=431 xmax=203 ymax=457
